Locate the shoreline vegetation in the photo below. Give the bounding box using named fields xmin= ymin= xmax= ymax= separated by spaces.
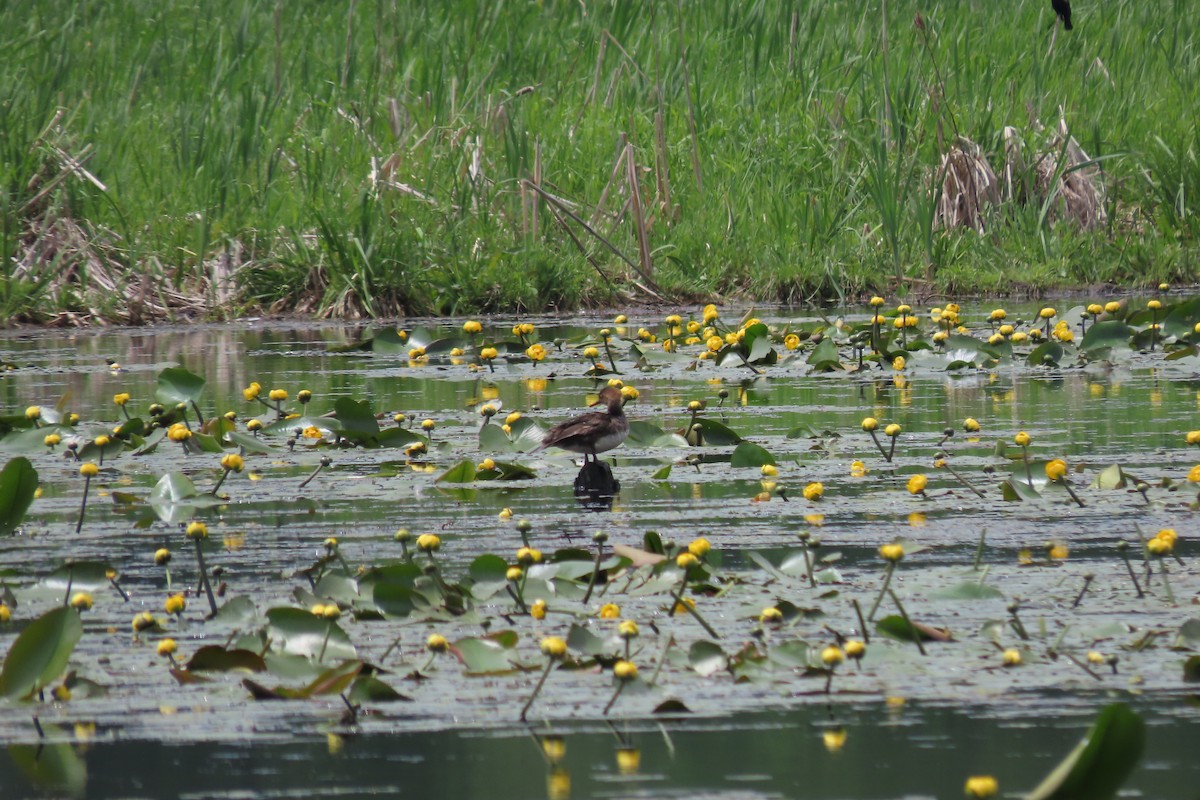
xmin=2 ymin=1 xmax=1198 ymax=326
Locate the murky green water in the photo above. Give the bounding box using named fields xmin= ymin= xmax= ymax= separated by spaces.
xmin=1 ymin=303 xmax=1198 ymax=799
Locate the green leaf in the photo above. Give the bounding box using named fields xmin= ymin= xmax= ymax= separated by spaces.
xmin=1185 ymin=656 xmax=1200 ymax=683
xmin=767 ymin=640 xmax=812 ymax=668
xmin=8 ymin=732 xmax=87 ymax=796
xmin=806 ymin=337 xmax=843 ymax=372
xmin=691 ymin=418 xmax=744 ymax=446
xmin=1091 ymin=464 xmax=1130 ymax=490
xmin=186 ymin=645 xmax=267 ymax=673
xmin=931 ymin=581 xmax=1005 ymax=601
xmin=265 ymin=607 xmax=356 ymax=661
xmin=651 ymin=464 xmax=673 ymax=480
xmin=151 ymin=471 xmax=200 ymax=503
xmin=1080 ymin=320 xmax=1134 ymax=355
xmin=1001 ymin=478 xmax=1042 ymax=502
xmin=469 ymin=554 xmax=509 ymax=584
xmin=372 ymin=583 xmax=419 ymax=617
xmin=1027 ymin=341 xmax=1064 ymax=367
xmin=332 ymin=397 xmax=380 ymax=441
xmin=349 ymin=674 xmax=411 ymax=703
xmin=875 ymin=615 xmax=950 ymax=642
xmin=452 ymin=636 xmax=519 ymax=675
xmin=730 ymin=441 xmax=775 ymax=468
xmin=224 ymin=430 xmax=273 ymax=454
xmin=1025 ymin=703 xmax=1145 ymax=800
xmin=155 ymin=366 xmax=206 ymax=405
xmin=566 ymin=623 xmax=613 ymax=657
xmin=1177 ymin=618 xmax=1200 ymax=647
xmin=0 ymin=456 xmax=38 ymax=536
xmin=688 ymin=640 xmax=728 ymax=677
xmin=0 ymin=606 xmax=84 ymax=699
xmin=436 ymin=459 xmax=477 ymax=484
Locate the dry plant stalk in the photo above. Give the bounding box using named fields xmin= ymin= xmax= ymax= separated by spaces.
xmin=933 ymin=136 xmax=1000 ymax=232
xmin=1005 ymin=116 xmax=1106 ymax=229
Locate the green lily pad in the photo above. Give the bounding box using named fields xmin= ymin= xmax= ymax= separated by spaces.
xmin=688 ymin=640 xmax=728 ymax=677
xmin=186 ymin=645 xmax=267 ymax=673
xmin=0 ymin=606 xmax=83 ymax=699
xmin=805 ymin=337 xmax=843 ymax=372
xmin=265 ymin=607 xmax=356 ymax=661
xmin=155 ymin=366 xmax=207 ymax=406
xmin=931 ymin=581 xmax=1005 ymax=601
xmin=452 ymin=634 xmax=520 ymax=675
xmin=1080 ymin=320 xmax=1134 ymax=355
xmin=1025 ymin=703 xmax=1144 ymax=800
xmin=0 ymin=456 xmax=38 ymax=536
xmin=731 ymin=441 xmax=775 ymax=468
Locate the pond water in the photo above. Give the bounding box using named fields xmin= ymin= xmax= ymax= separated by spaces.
xmin=0 ymin=301 xmax=1198 ymax=799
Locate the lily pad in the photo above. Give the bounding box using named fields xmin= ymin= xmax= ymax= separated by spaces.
xmin=0 ymin=456 xmax=38 ymax=536
xmin=0 ymin=606 xmax=83 ymax=699
xmin=1025 ymin=703 xmax=1145 ymax=800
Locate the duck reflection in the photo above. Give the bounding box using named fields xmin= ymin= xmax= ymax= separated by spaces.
xmin=574 ymin=461 xmax=620 ymax=511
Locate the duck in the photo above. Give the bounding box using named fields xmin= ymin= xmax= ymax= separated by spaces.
xmin=533 ymin=386 xmax=629 ymax=463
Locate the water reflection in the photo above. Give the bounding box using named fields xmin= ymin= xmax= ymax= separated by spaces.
xmin=5 ymin=703 xmax=1198 ymax=800
xmin=574 ymin=461 xmax=620 ymax=512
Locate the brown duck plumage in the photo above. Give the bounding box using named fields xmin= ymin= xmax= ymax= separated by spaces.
xmin=533 ymin=386 xmax=628 ymax=462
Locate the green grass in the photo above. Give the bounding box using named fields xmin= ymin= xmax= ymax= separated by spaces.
xmin=1 ymin=0 xmax=1198 ymax=322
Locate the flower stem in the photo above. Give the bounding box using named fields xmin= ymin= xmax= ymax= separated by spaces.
xmin=211 ymin=467 xmax=230 ymax=496
xmin=1160 ymin=561 xmax=1175 ymax=604
xmin=1059 ymin=479 xmax=1085 ymax=507
xmin=868 ymin=430 xmax=890 ymax=461
xmin=866 ymin=561 xmax=895 ymax=621
xmin=852 ymin=598 xmax=870 ymax=644
xmin=582 ymin=540 xmax=605 ymax=605
xmin=602 ymin=681 xmax=627 ymax=716
xmin=973 ymin=528 xmax=987 ymax=571
xmin=194 ymin=539 xmax=218 ymax=617
xmin=888 ymin=589 xmax=926 ymax=656
xmin=75 ymin=476 xmax=92 ymax=534
xmin=1021 ymin=445 xmax=1033 ymax=489
xmin=519 ymin=659 xmax=556 ymax=722
xmin=318 ymin=623 xmax=333 ymax=662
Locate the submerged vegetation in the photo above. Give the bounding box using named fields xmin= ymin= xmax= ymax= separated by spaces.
xmin=2 ymin=1 xmax=1200 ymax=323
xmin=1 ymin=298 xmax=1198 ymax=795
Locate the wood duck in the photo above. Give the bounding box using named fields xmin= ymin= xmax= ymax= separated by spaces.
xmin=533 ymin=386 xmax=628 ymax=462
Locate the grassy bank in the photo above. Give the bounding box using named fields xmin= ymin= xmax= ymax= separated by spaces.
xmin=2 ymin=0 xmax=1198 ymax=323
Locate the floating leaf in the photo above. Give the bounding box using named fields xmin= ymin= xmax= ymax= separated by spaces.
xmin=331 ymin=397 xmax=380 ymax=441
xmin=875 ymin=615 xmax=953 ymax=642
xmin=155 ymin=366 xmax=206 ymax=405
xmin=186 ymin=645 xmax=267 ymax=673
xmin=0 ymin=606 xmax=83 ymax=699
xmin=452 ymin=635 xmax=519 ymax=675
xmin=1178 ymin=619 xmax=1200 ymax=647
xmin=730 ymin=441 xmax=775 ymax=468
xmin=436 ymin=459 xmax=477 ymax=484
xmin=8 ymin=730 xmax=87 ymax=797
xmin=1001 ymin=478 xmax=1042 ymax=502
xmin=1027 ymin=341 xmax=1064 ymax=367
xmin=1080 ymin=320 xmax=1134 ymax=355
xmin=1025 ymin=703 xmax=1144 ymax=800
xmin=265 ymin=607 xmax=356 ymax=661
xmin=691 ymin=417 xmax=745 ymax=446
xmin=931 ymin=581 xmax=1005 ymax=601
xmin=806 ymin=337 xmax=843 ymax=372
xmin=688 ymin=640 xmax=728 ymax=677
xmin=349 ymin=674 xmax=411 ymax=703
xmin=0 ymin=456 xmax=38 ymax=536
xmin=566 ymin=623 xmax=614 ymax=657
xmin=1091 ymin=464 xmax=1131 ymax=491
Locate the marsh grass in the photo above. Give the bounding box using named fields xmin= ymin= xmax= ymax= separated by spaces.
xmin=1 ymin=0 xmax=1198 ymax=323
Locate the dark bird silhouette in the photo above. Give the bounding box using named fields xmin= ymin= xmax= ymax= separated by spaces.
xmin=1052 ymin=0 xmax=1073 ymax=30
xmin=533 ymin=387 xmax=629 ymax=463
